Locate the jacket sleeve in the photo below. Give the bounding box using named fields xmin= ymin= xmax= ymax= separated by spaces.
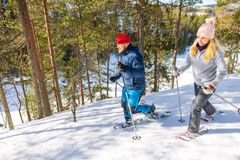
xmin=112 ymin=72 xmax=121 ymax=79
xmin=179 ymin=54 xmax=191 ymax=73
xmin=211 ymin=52 xmax=227 ymax=87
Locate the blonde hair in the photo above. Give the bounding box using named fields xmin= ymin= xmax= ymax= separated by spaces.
xmin=190 ymin=39 xmax=218 ymax=62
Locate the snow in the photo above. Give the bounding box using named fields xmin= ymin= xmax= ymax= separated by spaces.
xmin=0 ymin=54 xmax=240 ymax=160
xmin=0 ymin=84 xmax=27 ymax=125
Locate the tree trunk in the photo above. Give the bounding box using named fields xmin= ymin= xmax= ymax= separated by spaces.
xmin=76 ymin=42 xmax=85 ymax=105
xmin=19 ymin=49 xmax=32 ymax=121
xmin=227 ymin=50 xmax=234 ymax=73
xmin=153 ymin=50 xmax=158 ymax=92
xmin=71 ymin=79 xmax=77 ymax=122
xmin=76 ymin=3 xmax=85 ymax=105
xmin=76 ymin=0 xmax=92 ymax=102
xmin=30 ymin=27 xmax=44 ymax=119
xmin=171 ymin=0 xmax=183 ymax=89
xmin=153 ymin=8 xmax=161 ymax=92
xmin=96 ymin=51 xmax=103 ymax=100
xmin=16 ymin=0 xmax=52 ymax=117
xmin=8 ymin=75 xmax=24 ymax=123
xmin=0 ymin=83 xmax=14 ymax=130
xmin=137 ymin=0 xmax=146 ymax=55
xmin=30 ymin=62 xmax=44 ymax=118
xmin=81 ymin=27 xmax=93 ymax=102
xmin=83 ymin=43 xmax=93 ymax=102
xmin=0 ymin=106 xmax=6 ymax=127
xmin=43 ymin=0 xmax=63 ymax=112
xmin=106 ymin=42 xmax=110 ymax=98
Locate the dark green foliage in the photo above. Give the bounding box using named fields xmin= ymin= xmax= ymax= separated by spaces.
xmin=1 ymin=0 xmax=238 ymax=117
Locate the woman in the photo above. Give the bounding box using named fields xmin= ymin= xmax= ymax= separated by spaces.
xmin=174 ymin=17 xmax=227 ymax=134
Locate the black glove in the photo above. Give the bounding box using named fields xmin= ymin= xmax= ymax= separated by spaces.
xmin=110 ymin=76 xmax=118 ymax=83
xmin=118 ymin=62 xmax=126 ymax=72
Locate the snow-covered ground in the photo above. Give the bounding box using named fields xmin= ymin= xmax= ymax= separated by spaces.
xmin=0 ymin=83 xmax=27 ymax=125
xmin=0 ymin=55 xmax=240 ymax=160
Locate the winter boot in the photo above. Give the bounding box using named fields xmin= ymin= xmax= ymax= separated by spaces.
xmin=201 ymin=113 xmax=214 ymax=122
xmin=151 ymin=103 xmax=156 ymax=113
xmin=126 ymin=119 xmax=133 ymax=124
xmin=145 ymin=104 xmax=158 ymax=120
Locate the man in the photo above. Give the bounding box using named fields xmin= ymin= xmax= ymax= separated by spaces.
xmin=110 ymin=33 xmax=156 ymax=125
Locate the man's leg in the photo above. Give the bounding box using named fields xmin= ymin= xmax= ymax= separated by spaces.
xmin=121 ymin=88 xmax=143 ymax=123
xmin=121 ymin=88 xmax=155 ymax=122
xmin=121 ymin=89 xmax=132 ymax=123
xmin=131 ymin=88 xmax=154 ymax=114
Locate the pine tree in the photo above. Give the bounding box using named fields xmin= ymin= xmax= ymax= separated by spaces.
xmin=16 ymin=0 xmax=52 ymax=117
xmin=42 ymin=0 xmax=63 ymax=112
xmin=18 ymin=49 xmax=32 ymax=121
xmin=215 ymin=2 xmax=240 ymax=73
xmin=0 ymin=82 xmax=14 ymax=130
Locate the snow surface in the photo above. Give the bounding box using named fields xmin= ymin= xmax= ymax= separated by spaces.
xmin=0 ymin=55 xmax=240 ymax=160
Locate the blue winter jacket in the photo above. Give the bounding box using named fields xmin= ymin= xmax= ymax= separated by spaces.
xmin=113 ymin=44 xmax=146 ymax=90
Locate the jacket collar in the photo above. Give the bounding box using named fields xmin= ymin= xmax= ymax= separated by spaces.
xmin=196 ymin=41 xmax=210 ymax=52
xmin=121 ymin=43 xmax=134 ymax=55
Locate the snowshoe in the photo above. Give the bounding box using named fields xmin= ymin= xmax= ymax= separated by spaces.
xmin=144 ymin=111 xmax=171 ymax=121
xmin=113 ymin=118 xmax=143 ymax=130
xmin=176 ymin=127 xmax=209 ymax=141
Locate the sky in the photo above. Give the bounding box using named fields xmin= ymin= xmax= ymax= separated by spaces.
xmin=160 ymin=0 xmax=217 ymax=5
xmin=202 ymin=0 xmax=217 ymax=4
xmin=201 ymin=0 xmax=217 ymax=5
xmin=0 ymin=53 xmax=240 ymax=160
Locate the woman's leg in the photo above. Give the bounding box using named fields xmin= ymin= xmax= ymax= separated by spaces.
xmin=188 ymin=88 xmax=212 ymax=133
xmin=194 ymin=83 xmax=216 ymax=116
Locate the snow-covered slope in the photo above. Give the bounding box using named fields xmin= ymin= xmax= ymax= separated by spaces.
xmin=0 ymin=72 xmax=240 ymax=160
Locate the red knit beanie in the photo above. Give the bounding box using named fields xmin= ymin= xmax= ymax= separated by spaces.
xmin=115 ymin=33 xmax=131 ymax=44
